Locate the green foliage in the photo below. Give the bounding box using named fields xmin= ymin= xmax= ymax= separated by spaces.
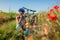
xmin=0 ymin=12 xmax=18 ymax=23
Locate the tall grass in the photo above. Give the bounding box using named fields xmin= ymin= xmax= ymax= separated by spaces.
xmin=0 ymin=11 xmax=18 ymax=24
xmin=0 ymin=10 xmax=60 ymax=40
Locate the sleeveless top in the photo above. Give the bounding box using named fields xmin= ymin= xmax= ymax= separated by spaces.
xmin=16 ymin=16 xmax=25 ymax=30
xmin=18 ymin=16 xmax=25 ymax=25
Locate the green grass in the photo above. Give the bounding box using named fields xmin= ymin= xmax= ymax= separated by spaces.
xmin=0 ymin=12 xmax=18 ymax=23
xmin=0 ymin=11 xmax=60 ymax=40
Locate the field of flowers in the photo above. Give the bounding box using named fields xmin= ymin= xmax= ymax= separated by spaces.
xmin=0 ymin=5 xmax=60 ymax=40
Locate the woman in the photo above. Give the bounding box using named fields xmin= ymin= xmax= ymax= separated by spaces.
xmin=16 ymin=8 xmax=26 ymax=31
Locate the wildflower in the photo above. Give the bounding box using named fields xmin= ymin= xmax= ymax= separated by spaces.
xmin=49 ymin=14 xmax=57 ymax=21
xmin=47 ymin=13 xmax=57 ymax=21
xmin=54 ymin=5 xmax=59 ymax=9
xmin=49 ymin=9 xmax=54 ymax=13
xmin=28 ymin=36 xmax=34 ymax=40
xmin=47 ymin=13 xmax=50 ymax=18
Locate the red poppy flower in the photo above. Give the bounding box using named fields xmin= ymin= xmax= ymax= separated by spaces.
xmin=47 ymin=13 xmax=50 ymax=16
xmin=49 ymin=14 xmax=57 ymax=21
xmin=54 ymin=5 xmax=59 ymax=9
xmin=49 ymin=9 xmax=54 ymax=13
xmin=47 ymin=13 xmax=50 ymax=18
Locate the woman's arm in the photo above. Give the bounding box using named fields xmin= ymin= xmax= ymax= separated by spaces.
xmin=16 ymin=16 xmax=22 ymax=24
xmin=16 ymin=16 xmax=19 ymax=24
xmin=19 ymin=16 xmax=22 ymax=23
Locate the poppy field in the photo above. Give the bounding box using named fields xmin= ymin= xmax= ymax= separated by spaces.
xmin=0 ymin=5 xmax=60 ymax=40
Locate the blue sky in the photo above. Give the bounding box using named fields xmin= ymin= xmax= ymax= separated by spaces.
xmin=0 ymin=0 xmax=59 ymax=12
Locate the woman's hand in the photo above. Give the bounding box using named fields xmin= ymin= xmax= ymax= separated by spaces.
xmin=18 ymin=16 xmax=22 ymax=23
xmin=16 ymin=16 xmax=19 ymax=24
xmin=16 ymin=16 xmax=22 ymax=24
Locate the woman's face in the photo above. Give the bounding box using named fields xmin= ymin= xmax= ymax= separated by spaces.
xmin=19 ymin=11 xmax=24 ymax=15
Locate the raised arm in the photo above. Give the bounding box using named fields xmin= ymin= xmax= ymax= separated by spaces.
xmin=16 ymin=16 xmax=22 ymax=24
xmin=16 ymin=16 xmax=19 ymax=24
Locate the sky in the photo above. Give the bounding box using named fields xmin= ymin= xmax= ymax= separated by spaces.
xmin=0 ymin=0 xmax=60 ymax=12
